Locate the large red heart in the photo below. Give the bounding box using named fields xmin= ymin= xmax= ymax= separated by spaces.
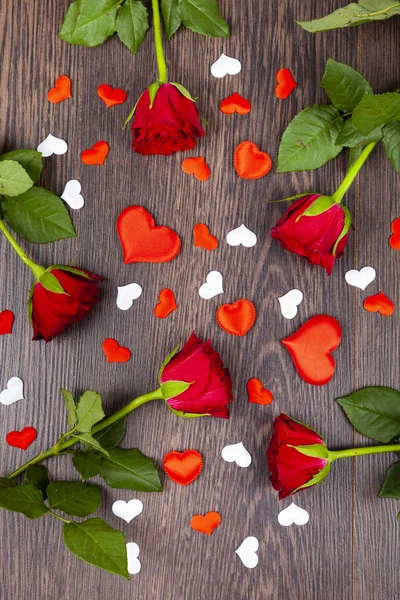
xmin=190 ymin=511 xmax=221 ymax=535
xmin=0 ymin=310 xmax=14 ymax=335
xmin=47 ymin=75 xmax=71 ymax=104
xmin=97 ymin=84 xmax=127 ymax=108
xmin=282 ymin=315 xmax=342 ymax=386
xmin=80 ymin=141 xmax=109 ymax=165
xmin=117 ymin=206 xmax=181 ymax=264
xmin=6 ymin=427 xmax=37 ymax=451
xmin=275 ymin=68 xmax=297 ymax=99
xmin=363 ymin=292 xmax=394 ymax=316
xmin=163 ymin=450 xmax=203 ymax=486
xmin=216 ymin=299 xmax=256 ymax=336
xmin=247 ymin=378 xmax=273 ymax=405
xmin=220 ymin=93 xmax=251 ymax=115
xmin=234 ymin=141 xmax=272 ymax=180
xmin=102 ymin=338 xmax=131 ymax=363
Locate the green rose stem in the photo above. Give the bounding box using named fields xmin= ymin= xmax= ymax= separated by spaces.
xmin=0 ymin=219 xmax=45 ymax=280
xmin=331 ymin=141 xmax=377 ymax=204
xmin=7 ymin=388 xmax=164 ymax=480
xmin=329 ymin=444 xmax=400 ymax=461
xmin=151 ymin=0 xmax=168 ymax=83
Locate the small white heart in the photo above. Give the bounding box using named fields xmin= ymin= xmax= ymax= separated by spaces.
xmin=278 ymin=289 xmax=303 ymax=320
xmin=0 ymin=377 xmax=24 ymax=406
xmin=116 ymin=283 xmax=143 ymax=311
xmin=221 ymin=442 xmax=252 ymax=468
xmin=37 ymin=134 xmax=68 ymax=157
xmin=112 ymin=499 xmax=143 ymax=524
xmin=345 ymin=266 xmax=376 ymax=291
xmin=211 ymin=53 xmax=242 ymax=78
xmin=61 ymin=179 xmax=84 ymax=210
xmin=278 ymin=502 xmax=309 ymax=527
xmin=199 ymin=271 xmax=223 ymax=300
xmin=226 ymin=224 xmax=257 ymax=248
xmin=235 ymin=536 xmax=259 ymax=569
xmin=126 ymin=542 xmax=141 ymax=575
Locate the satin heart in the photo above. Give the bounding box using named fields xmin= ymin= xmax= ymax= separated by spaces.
xmin=235 ymin=536 xmax=259 ymax=569
xmin=0 ymin=310 xmax=14 ymax=335
xmin=97 ymin=84 xmax=127 ymax=108
xmin=116 ymin=283 xmax=142 ymax=311
xmin=190 ymin=511 xmax=221 ymax=536
xmin=246 ymin=378 xmax=273 ymax=406
xmin=278 ymin=502 xmax=309 ymax=526
xmin=126 ymin=542 xmax=141 ymax=575
xmin=112 ymin=499 xmax=143 ymax=523
xmin=61 ymin=179 xmax=84 ymax=210
xmin=210 ymin=53 xmax=241 ymax=78
xmin=0 ymin=377 xmax=24 ymax=405
xmin=278 ymin=289 xmax=303 ymax=319
xmin=216 ymin=299 xmax=256 ymax=336
xmin=117 ymin=206 xmax=181 ymax=264
xmin=181 ymin=157 xmax=211 ymax=181
xmin=282 ymin=315 xmax=342 ymax=386
xmin=163 ymin=449 xmax=203 ymax=486
xmin=6 ymin=427 xmax=37 ymax=451
xmin=102 ymin=338 xmax=131 ymax=363
xmin=221 ymin=442 xmax=252 ymax=468
xmin=80 ymin=141 xmax=109 ymax=165
xmin=199 ymin=271 xmax=223 ymax=300
xmin=47 ymin=75 xmax=72 ymax=104
xmin=363 ymin=292 xmax=394 ymax=316
xmin=275 ymin=68 xmax=297 ymax=99
xmin=226 ymin=224 xmax=257 ymax=247
xmin=154 ymin=289 xmax=177 ymax=318
xmin=345 ymin=267 xmax=376 ymax=290
xmin=220 ymin=93 xmax=251 ymax=115
xmin=193 ymin=223 xmax=218 ymax=251
xmin=37 ymin=134 xmax=68 ymax=157
xmin=389 ymin=218 xmax=400 ymax=250
xmin=234 ymin=141 xmax=272 ymax=179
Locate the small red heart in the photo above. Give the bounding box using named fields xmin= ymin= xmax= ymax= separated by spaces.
xmin=80 ymin=141 xmax=109 ymax=165
xmin=181 ymin=157 xmax=211 ymax=181
xmin=190 ymin=511 xmax=221 ymax=535
xmin=220 ymin=93 xmax=251 ymax=115
xmin=0 ymin=310 xmax=14 ymax=335
xmin=6 ymin=427 xmax=37 ymax=451
xmin=154 ymin=289 xmax=177 ymax=319
xmin=163 ymin=450 xmax=203 ymax=486
xmin=193 ymin=223 xmax=218 ymax=251
xmin=363 ymin=292 xmax=394 ymax=316
xmin=97 ymin=84 xmax=127 ymax=108
xmin=247 ymin=378 xmax=273 ymax=405
xmin=216 ymin=299 xmax=256 ymax=336
xmin=102 ymin=338 xmax=131 ymax=363
xmin=234 ymin=141 xmax=272 ymax=180
xmin=275 ymin=68 xmax=297 ymax=99
xmin=47 ymin=75 xmax=72 ymax=104
xmin=389 ymin=218 xmax=400 ymax=250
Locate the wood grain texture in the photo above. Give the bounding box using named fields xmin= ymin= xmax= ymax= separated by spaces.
xmin=0 ymin=1 xmax=398 ymax=599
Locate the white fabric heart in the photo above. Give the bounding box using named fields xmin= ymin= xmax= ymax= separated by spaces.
xmin=235 ymin=536 xmax=259 ymax=568
xmin=112 ymin=499 xmax=143 ymax=523
xmin=278 ymin=289 xmax=303 ymax=319
xmin=0 ymin=377 xmax=24 ymax=406
xmin=211 ymin=53 xmax=242 ymax=78
xmin=226 ymin=224 xmax=257 ymax=247
xmin=126 ymin=542 xmax=141 ymax=575
xmin=221 ymin=442 xmax=252 ymax=468
xmin=199 ymin=271 xmax=223 ymax=300
xmin=278 ymin=502 xmax=309 ymax=526
xmin=345 ymin=266 xmax=376 ymax=290
xmin=61 ymin=180 xmax=84 ymax=210
xmin=116 ymin=284 xmax=143 ymax=310
xmin=37 ymin=134 xmax=68 ymax=157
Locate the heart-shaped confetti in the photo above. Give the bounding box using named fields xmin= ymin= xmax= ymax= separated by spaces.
xmin=247 ymin=378 xmax=273 ymax=406
xmin=193 ymin=223 xmax=218 ymax=251
xmin=210 ymin=53 xmax=241 ymax=78
xmin=278 ymin=502 xmax=309 ymax=526
xmin=216 ymin=299 xmax=256 ymax=336
xmin=37 ymin=134 xmax=68 ymax=157
xmin=235 ymin=536 xmax=259 ymax=569
xmin=363 ymin=292 xmax=394 ymax=316
xmin=163 ymin=450 xmax=203 ymax=486
xmin=275 ymin=68 xmax=297 ymax=99
xmin=389 ymin=218 xmax=400 ymax=249
xmin=117 ymin=206 xmax=181 ymax=264
xmin=116 ymin=283 xmax=143 ymax=311
xmin=102 ymin=338 xmax=131 ymax=363
xmin=199 ymin=271 xmax=223 ymax=300
xmin=97 ymin=84 xmax=127 ymax=108
xmin=0 ymin=377 xmax=24 ymax=406
xmin=278 ymin=289 xmax=303 ymax=319
xmin=126 ymin=542 xmax=141 ymax=575
xmin=0 ymin=310 xmax=14 ymax=335
xmin=61 ymin=180 xmax=84 ymax=210
xmin=282 ymin=315 xmax=342 ymax=386
xmin=221 ymin=442 xmax=252 ymax=468
xmin=190 ymin=511 xmax=221 ymax=536
xmin=220 ymin=93 xmax=251 ymax=115
xmin=80 ymin=141 xmax=109 ymax=165
xmin=154 ymin=289 xmax=177 ymax=318
xmin=112 ymin=499 xmax=143 ymax=523
xmin=345 ymin=267 xmax=376 ymax=290
xmin=47 ymin=75 xmax=72 ymax=104
xmin=6 ymin=427 xmax=37 ymax=451
xmin=234 ymin=141 xmax=272 ymax=180
xmin=226 ymin=224 xmax=257 ymax=247
xmin=181 ymin=157 xmax=211 ymax=181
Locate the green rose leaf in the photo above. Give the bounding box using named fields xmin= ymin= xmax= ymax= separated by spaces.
xmin=379 ymin=457 xmax=400 ymax=499
xmin=383 ymin=121 xmax=400 ymax=172
xmin=24 ymin=465 xmax=50 ymax=500
xmin=353 ymin=92 xmax=400 ymax=135
xmin=160 ymin=380 xmax=191 ymax=400
xmin=75 ymin=390 xmax=105 ymax=433
xmin=0 ymin=484 xmax=49 ymax=519
xmin=161 ymin=0 xmax=182 ymax=38
xmin=277 ymin=104 xmax=344 ymax=172
xmin=0 ymin=150 xmax=42 ymax=183
xmin=0 ymin=160 xmax=33 ymax=197
xmin=72 ymin=433 xmax=109 ymax=456
xmin=321 ymin=59 xmax=373 ymax=113
xmin=337 ymin=386 xmax=400 ymax=443
xmin=336 ymin=118 xmax=383 ymax=148
xmin=0 ymin=478 xmax=16 ymax=490
xmin=1 ymin=187 xmax=76 ymax=243
xmin=93 ymin=417 xmax=127 ymax=450
xmin=47 ymin=481 xmax=101 ymax=517
xmin=63 ymin=518 xmax=129 ymax=579
xmin=180 ymin=0 xmax=229 ymax=38
xmin=99 ymin=447 xmax=162 ymax=492
xmin=72 ymin=451 xmax=101 ymax=481
xmin=59 ymin=0 xmax=120 ymax=47
xmin=116 ymin=0 xmax=149 ymax=53
xmin=61 ymin=389 xmax=78 ymax=429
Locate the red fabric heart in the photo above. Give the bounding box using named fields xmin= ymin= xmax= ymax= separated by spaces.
xmin=220 ymin=93 xmax=251 ymax=115
xmin=216 ymin=299 xmax=256 ymax=336
xmin=389 ymin=218 xmax=400 ymax=250
xmin=80 ymin=141 xmax=109 ymax=165
xmin=163 ymin=450 xmax=203 ymax=485
xmin=363 ymin=292 xmax=395 ymax=316
xmin=247 ymin=378 xmax=273 ymax=405
xmin=0 ymin=310 xmax=14 ymax=335
xmin=193 ymin=223 xmax=218 ymax=251
xmin=154 ymin=289 xmax=177 ymax=318
xmin=190 ymin=511 xmax=221 ymax=535
xmin=282 ymin=315 xmax=342 ymax=386
xmin=47 ymin=75 xmax=71 ymax=104
xmin=117 ymin=206 xmax=181 ymax=264
xmin=181 ymin=157 xmax=211 ymax=181
xmin=234 ymin=141 xmax=272 ymax=180
xmin=275 ymin=68 xmax=297 ymax=99
xmin=97 ymin=84 xmax=127 ymax=108
xmin=102 ymin=338 xmax=131 ymax=363
xmin=6 ymin=427 xmax=37 ymax=451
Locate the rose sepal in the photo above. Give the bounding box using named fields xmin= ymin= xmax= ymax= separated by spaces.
xmin=158 ymin=344 xmax=180 ymax=382
xmin=160 ymin=380 xmax=192 ymax=400
xmin=164 ymin=402 xmax=210 ymax=419
xmin=38 ymin=270 xmax=69 ymax=295
xmin=333 ymin=205 xmax=351 ymax=255
xmin=290 ymin=443 xmax=330 ymax=460
xmin=295 ymin=195 xmax=336 ymax=222
xmin=170 ymin=82 xmax=197 ymax=102
xmin=293 ymin=463 xmax=331 ymax=494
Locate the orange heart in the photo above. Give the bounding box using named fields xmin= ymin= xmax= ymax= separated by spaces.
xmin=247 ymin=378 xmax=273 ymax=405
xmin=220 ymin=93 xmax=251 ymax=115
xmin=6 ymin=427 xmax=37 ymax=451
xmin=190 ymin=511 xmax=221 ymax=536
xmin=97 ymin=84 xmax=127 ymax=108
xmin=282 ymin=315 xmax=342 ymax=386
xmin=181 ymin=157 xmax=211 ymax=181
xmin=102 ymin=338 xmax=131 ymax=363
xmin=275 ymin=68 xmax=297 ymax=99
xmin=363 ymin=292 xmax=394 ymax=316
xmin=234 ymin=141 xmax=272 ymax=180
xmin=117 ymin=206 xmax=181 ymax=264
xmin=216 ymin=299 xmax=256 ymax=336
xmin=389 ymin=218 xmax=400 ymax=250
xmin=0 ymin=310 xmax=14 ymax=335
xmin=154 ymin=289 xmax=177 ymax=319
xmin=47 ymin=75 xmax=71 ymax=104
xmin=193 ymin=223 xmax=218 ymax=251
xmin=80 ymin=141 xmax=109 ymax=165
xmin=163 ymin=450 xmax=203 ymax=486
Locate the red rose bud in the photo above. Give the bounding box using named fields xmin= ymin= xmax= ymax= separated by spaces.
xmin=159 ymin=332 xmax=233 ymax=418
xmin=267 ymin=414 xmax=330 ymax=499
xmin=30 ymin=266 xmax=102 ymax=342
xmin=271 ymin=194 xmax=351 ymax=274
xmin=131 ymin=83 xmax=205 ymax=156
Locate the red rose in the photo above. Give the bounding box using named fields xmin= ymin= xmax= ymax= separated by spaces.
xmin=131 ymin=83 xmax=205 ymax=156
xmin=270 ymin=194 xmax=350 ymax=274
xmin=267 ymin=414 xmax=330 ymax=499
xmin=160 ymin=332 xmax=233 ymax=418
xmin=30 ymin=266 xmax=102 ymax=342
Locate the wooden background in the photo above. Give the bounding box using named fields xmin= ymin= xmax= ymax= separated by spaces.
xmin=0 ymin=1 xmax=399 ymax=598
